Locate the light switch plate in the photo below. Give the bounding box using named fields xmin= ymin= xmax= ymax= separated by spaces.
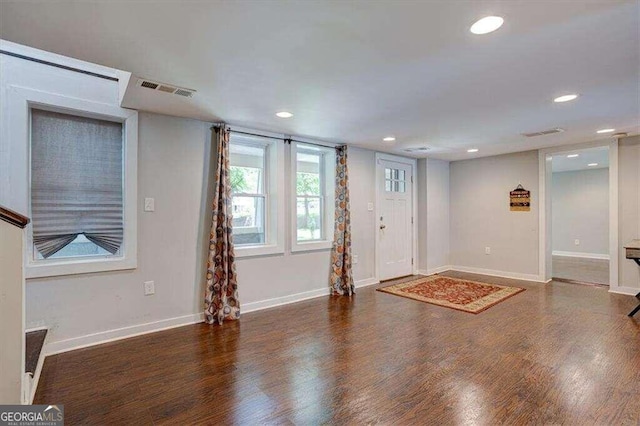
xmin=144 ymin=198 xmax=155 ymax=212
xmin=144 ymin=281 xmax=155 ymax=295
xmin=367 ymin=202 xmax=374 ymax=211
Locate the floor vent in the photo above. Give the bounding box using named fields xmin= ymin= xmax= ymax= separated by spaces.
xmin=522 ymin=128 xmax=565 ymax=137
xmin=136 ymin=79 xmax=196 ymax=98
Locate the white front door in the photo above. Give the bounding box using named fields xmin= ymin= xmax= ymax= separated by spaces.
xmin=377 ymin=158 xmax=413 ymax=281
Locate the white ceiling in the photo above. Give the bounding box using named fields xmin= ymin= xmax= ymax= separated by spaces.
xmin=0 ymin=1 xmax=638 ymax=161
xmin=552 ymin=146 xmax=609 ymax=172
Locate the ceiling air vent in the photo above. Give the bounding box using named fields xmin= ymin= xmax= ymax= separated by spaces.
xmin=403 ymin=147 xmax=430 ymax=153
xmin=522 ymin=128 xmax=565 ymax=138
xmin=174 ymin=88 xmax=195 ymax=98
xmin=140 ymin=80 xmax=159 ymax=90
xmin=136 ymin=79 xmax=196 ymax=98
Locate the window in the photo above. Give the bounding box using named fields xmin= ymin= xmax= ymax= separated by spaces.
xmin=229 ymin=132 xmax=284 ymax=257
xmin=385 ymin=167 xmax=406 ymax=193
xmin=230 ymin=142 xmax=266 ymax=246
xmin=6 ymin=86 xmax=138 ymax=278
xmin=31 ymin=109 xmax=124 ymax=260
xmin=291 ymin=143 xmax=336 ymax=251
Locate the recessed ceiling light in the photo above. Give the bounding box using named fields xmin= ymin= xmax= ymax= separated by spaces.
xmin=383 ymin=136 xmax=396 ymax=142
xmin=467 ymin=148 xmax=479 ymax=153
xmin=470 ymin=16 xmax=504 ymax=35
xmin=276 ymin=111 xmax=293 ymax=118
xmin=596 ymin=128 xmax=615 ymax=134
xmin=567 ymin=154 xmax=579 ymax=158
xmin=554 ymin=94 xmax=579 ymax=103
xmin=588 ymin=163 xmax=598 ymax=167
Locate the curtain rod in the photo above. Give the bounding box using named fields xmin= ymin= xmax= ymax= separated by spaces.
xmin=211 ymin=125 xmax=341 ymax=150
xmin=0 ymin=50 xmax=119 ymax=82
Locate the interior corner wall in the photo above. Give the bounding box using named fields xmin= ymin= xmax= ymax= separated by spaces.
xmin=417 ymin=158 xmax=450 ymax=273
xmin=619 ymin=136 xmax=640 ymax=289
xmin=551 ymin=168 xmax=609 ymax=256
xmin=449 ymin=150 xmax=539 ymax=278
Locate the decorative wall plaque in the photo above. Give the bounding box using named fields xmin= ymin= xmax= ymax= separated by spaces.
xmin=510 ymin=184 xmax=530 ymax=212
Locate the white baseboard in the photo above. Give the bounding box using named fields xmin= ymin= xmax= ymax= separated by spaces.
xmin=243 ymin=287 xmax=330 ymax=313
xmin=609 ymin=286 xmax=640 ymax=296
xmin=243 ymin=277 xmax=379 ymax=313
xmin=46 ymin=278 xmax=379 ymax=356
xmin=449 ymin=265 xmax=546 ymax=283
xmin=417 ymin=265 xmax=452 ymax=276
xmin=355 ymin=277 xmax=380 ymax=288
xmin=45 ymin=312 xmax=205 ymax=356
xmin=553 ymin=251 xmax=610 ymax=260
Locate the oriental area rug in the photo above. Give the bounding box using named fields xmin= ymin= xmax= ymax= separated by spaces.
xmin=377 ymin=275 xmax=525 ymax=314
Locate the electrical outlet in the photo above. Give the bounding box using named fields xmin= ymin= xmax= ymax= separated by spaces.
xmin=485 ymin=247 xmax=491 ymax=255
xmin=353 ymin=255 xmax=359 ymax=264
xmin=144 ymin=198 xmax=155 ymax=212
xmin=144 ymin=281 xmax=155 ymax=295
xmin=574 ymin=239 xmax=580 ymax=246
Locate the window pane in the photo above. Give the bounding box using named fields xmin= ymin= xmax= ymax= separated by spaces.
xmin=230 ymin=166 xmax=263 ymax=194
xmin=297 ymin=197 xmax=322 ymax=241
xmin=36 ymin=235 xmax=110 ymax=260
xmin=397 ymin=181 xmax=406 ymax=193
xmin=229 ymin=142 xmax=265 ymax=194
xmin=385 ymin=180 xmax=392 ymax=192
xmin=296 ymin=151 xmax=321 ymax=195
xmin=399 ymin=170 xmax=406 ymax=181
xmin=385 ymin=168 xmax=391 ymax=179
xmin=232 ymin=196 xmax=265 ymax=245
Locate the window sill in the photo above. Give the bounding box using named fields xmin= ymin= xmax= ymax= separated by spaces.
xmin=25 ymin=255 xmax=137 ymax=279
xmin=235 ymin=244 xmax=284 ymax=258
xmin=291 ymin=240 xmax=333 ymax=253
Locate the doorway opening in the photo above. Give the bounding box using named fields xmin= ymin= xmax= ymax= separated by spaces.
xmin=550 ymin=147 xmax=611 ymax=285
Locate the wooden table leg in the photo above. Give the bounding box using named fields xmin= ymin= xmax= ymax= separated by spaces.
xmin=629 ymin=292 xmax=640 ymax=317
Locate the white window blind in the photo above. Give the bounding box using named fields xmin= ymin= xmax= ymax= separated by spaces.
xmin=30 ymin=109 xmax=124 ymax=258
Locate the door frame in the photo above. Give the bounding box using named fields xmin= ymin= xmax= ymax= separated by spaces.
xmin=374 ymin=152 xmax=418 ymax=282
xmin=538 ymin=139 xmax=619 ymax=290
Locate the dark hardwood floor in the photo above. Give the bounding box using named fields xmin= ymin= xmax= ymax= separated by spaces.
xmin=35 ymin=271 xmax=640 ymax=425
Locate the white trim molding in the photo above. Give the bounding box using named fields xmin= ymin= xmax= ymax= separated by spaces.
xmin=417 ymin=265 xmax=452 ymax=276
xmin=5 ymin=86 xmax=139 ymax=278
xmin=609 ymin=286 xmax=640 ymax=296
xmin=45 ymin=313 xmax=204 ymax=356
xmin=354 ymin=277 xmax=380 ymax=288
xmin=552 ymin=251 xmax=610 ymax=260
xmin=449 ymin=265 xmax=546 ymax=283
xmin=539 ymin=140 xmax=619 ymax=288
xmin=44 ymin=277 xmax=379 ymax=356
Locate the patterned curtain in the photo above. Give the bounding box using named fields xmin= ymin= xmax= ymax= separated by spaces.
xmin=330 ymin=146 xmax=355 ymax=296
xmin=205 ymin=125 xmax=240 ymax=324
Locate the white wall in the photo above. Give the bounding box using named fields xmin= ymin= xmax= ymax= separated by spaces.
xmin=450 ymin=151 xmax=540 ymax=279
xmin=552 ymin=168 xmax=609 ymax=255
xmin=619 ymin=136 xmax=640 ymax=290
xmin=0 ymin=220 xmax=24 ymax=404
xmin=417 ymin=158 xmax=450 ymax=273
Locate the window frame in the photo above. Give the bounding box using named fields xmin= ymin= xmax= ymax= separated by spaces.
xmin=229 ymin=131 xmax=285 ymax=258
xmin=4 ymin=86 xmax=138 ymax=278
xmin=290 ymin=142 xmax=336 ymax=252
